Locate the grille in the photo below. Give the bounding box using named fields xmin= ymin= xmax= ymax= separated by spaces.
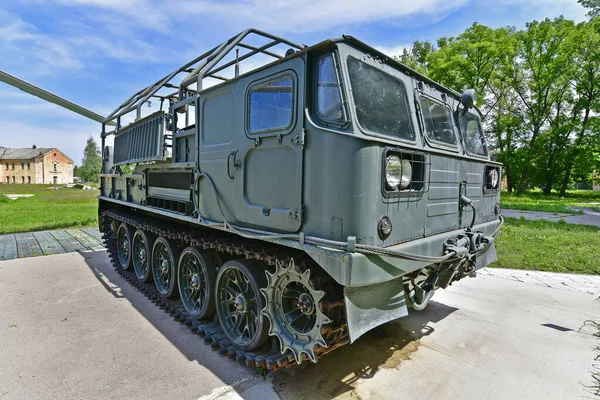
xmin=114 ymin=111 xmax=166 ymax=165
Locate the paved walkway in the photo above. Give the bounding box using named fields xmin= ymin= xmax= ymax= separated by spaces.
xmin=501 ymin=208 xmax=600 ymax=227
xmin=1 ymin=252 xmax=598 ymax=400
xmin=0 ymin=228 xmax=104 ymax=260
xmin=479 ymin=267 xmax=600 ymax=297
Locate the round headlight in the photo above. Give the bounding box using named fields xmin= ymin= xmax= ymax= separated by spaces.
xmin=488 ymin=169 xmax=499 ymax=189
xmin=399 ymin=159 xmax=412 ymax=190
xmin=385 ymin=155 xmax=402 ymax=189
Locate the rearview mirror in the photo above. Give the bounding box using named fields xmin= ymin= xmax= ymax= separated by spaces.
xmin=460 ymin=89 xmax=477 ymax=110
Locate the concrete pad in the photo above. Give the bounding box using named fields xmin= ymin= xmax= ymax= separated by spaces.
xmin=0 ymin=251 xmax=257 ymax=400
xmin=1 ymin=252 xmax=598 ymax=400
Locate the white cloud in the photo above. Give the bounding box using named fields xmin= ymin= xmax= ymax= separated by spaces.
xmin=375 ymin=44 xmax=412 ymax=58
xmin=30 ymin=0 xmax=469 ymax=34
xmin=171 ymin=0 xmax=469 ymax=33
xmin=0 ymin=14 xmax=83 ymax=72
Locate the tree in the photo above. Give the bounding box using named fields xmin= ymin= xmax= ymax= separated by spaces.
xmin=579 ymin=0 xmax=600 ymax=18
xmin=393 ymin=17 xmax=600 ymax=194
xmin=557 ymin=19 xmax=600 ymax=194
xmin=428 ymin=23 xmax=515 ymax=101
xmin=503 ymin=18 xmax=575 ymax=194
xmin=79 ymin=136 xmax=101 ymax=182
xmin=396 ymin=40 xmax=434 ymax=74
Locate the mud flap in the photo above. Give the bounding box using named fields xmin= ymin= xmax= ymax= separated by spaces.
xmin=476 ymin=242 xmax=497 ymax=270
xmin=344 ymin=276 xmax=409 ymax=343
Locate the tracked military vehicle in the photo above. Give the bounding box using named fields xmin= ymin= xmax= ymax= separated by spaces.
xmin=1 ymin=29 xmax=502 ymax=369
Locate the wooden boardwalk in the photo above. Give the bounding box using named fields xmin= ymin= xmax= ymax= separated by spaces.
xmin=0 ymin=228 xmax=104 ymax=261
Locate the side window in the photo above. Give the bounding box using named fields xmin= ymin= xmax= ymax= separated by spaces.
xmin=347 ymin=58 xmax=415 ymax=141
xmin=202 ymin=90 xmax=234 ymax=145
xmin=420 ymin=97 xmax=457 ymax=146
xmin=459 ymin=113 xmax=488 ymax=156
xmin=248 ymin=76 xmax=294 ymax=134
xmin=316 ymin=54 xmax=344 ymax=122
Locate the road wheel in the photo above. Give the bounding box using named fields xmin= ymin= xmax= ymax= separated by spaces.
xmin=178 ymin=247 xmax=216 ymax=319
xmin=152 ymin=237 xmax=180 ymax=298
xmin=116 ymin=223 xmax=133 ymax=270
xmin=132 ymin=230 xmax=154 ymax=283
xmin=216 ymin=259 xmax=269 ymax=351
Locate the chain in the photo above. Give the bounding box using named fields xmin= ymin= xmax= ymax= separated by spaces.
xmin=100 ymin=209 xmax=349 ymax=370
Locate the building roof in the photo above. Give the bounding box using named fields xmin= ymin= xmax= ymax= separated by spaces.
xmin=0 ymin=147 xmax=64 ymax=161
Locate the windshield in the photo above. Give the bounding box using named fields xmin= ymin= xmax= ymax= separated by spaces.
xmin=420 ymin=96 xmax=457 ymax=145
xmin=458 ymin=112 xmax=487 ymax=156
xmin=347 ymin=57 xmax=415 ymax=141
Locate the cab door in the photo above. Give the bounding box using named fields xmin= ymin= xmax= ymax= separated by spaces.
xmin=230 ymin=57 xmax=305 ymax=232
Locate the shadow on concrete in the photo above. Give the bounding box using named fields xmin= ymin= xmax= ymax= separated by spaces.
xmin=82 ymin=249 xmax=458 ymax=399
xmin=80 ymin=250 xmax=257 ymax=394
xmin=271 ymin=301 xmax=457 ymax=400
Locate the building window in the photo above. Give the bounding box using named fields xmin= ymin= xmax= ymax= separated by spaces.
xmin=53 ymin=163 xmax=58 ymax=172
xmin=27 ymin=176 xmax=31 ymax=184
xmin=5 ymin=177 xmax=8 ymax=183
xmin=11 ymin=163 xmax=14 ymax=170
xmin=21 ymin=176 xmax=24 ymax=183
xmin=27 ymin=163 xmax=30 ymax=170
xmin=21 ymin=163 xmax=24 ymax=169
xmin=54 ymin=153 xmax=57 ymax=157
xmin=12 ymin=176 xmax=15 ymax=183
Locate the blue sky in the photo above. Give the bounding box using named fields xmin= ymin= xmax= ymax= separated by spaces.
xmin=0 ymin=0 xmax=588 ymax=163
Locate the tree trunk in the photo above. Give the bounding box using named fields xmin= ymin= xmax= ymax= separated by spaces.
xmin=560 ymin=166 xmax=572 ymax=196
xmin=517 ymin=166 xmax=528 ymax=195
xmin=505 ymin=164 xmax=513 ymax=193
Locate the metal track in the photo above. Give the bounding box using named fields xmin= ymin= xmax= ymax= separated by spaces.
xmin=100 ymin=209 xmax=349 ymax=370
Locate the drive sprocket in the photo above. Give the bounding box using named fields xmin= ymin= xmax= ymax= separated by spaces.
xmin=261 ymin=259 xmax=331 ymax=364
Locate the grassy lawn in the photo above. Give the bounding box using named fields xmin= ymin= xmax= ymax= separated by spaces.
xmin=1 ymin=185 xmax=598 ymax=276
xmin=490 ymin=217 xmax=600 ymax=275
xmin=0 ymin=184 xmax=98 ymax=234
xmin=501 ymin=190 xmax=600 ymax=214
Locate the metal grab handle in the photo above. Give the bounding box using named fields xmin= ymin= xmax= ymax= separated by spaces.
xmin=226 ymin=150 xmax=240 ymax=179
xmin=227 ymin=151 xmax=235 ymax=179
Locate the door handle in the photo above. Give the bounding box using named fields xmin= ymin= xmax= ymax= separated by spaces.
xmin=227 ymin=150 xmax=240 ymax=179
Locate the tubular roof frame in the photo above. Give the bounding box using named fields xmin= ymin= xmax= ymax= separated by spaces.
xmin=103 ymin=28 xmax=305 ymax=131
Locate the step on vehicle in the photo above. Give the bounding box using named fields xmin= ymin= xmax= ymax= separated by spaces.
xmin=0 ymin=29 xmax=503 ymax=369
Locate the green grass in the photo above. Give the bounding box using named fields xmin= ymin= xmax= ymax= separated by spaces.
xmin=501 ymin=190 xmax=600 ymax=214
xmin=490 ymin=217 xmax=600 ymax=275
xmin=0 ymin=184 xmax=98 ymax=234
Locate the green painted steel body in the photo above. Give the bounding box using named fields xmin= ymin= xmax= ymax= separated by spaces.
xmin=97 ymin=32 xmax=502 ymax=343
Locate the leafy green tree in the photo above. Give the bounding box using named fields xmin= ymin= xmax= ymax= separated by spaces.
xmin=396 ymin=40 xmax=434 ymax=74
xmin=504 ymin=18 xmax=575 ymax=194
xmin=79 ymin=136 xmax=101 ymax=182
xmin=428 ymin=23 xmax=515 ymax=100
xmin=579 ymin=0 xmax=600 ymax=17
xmin=558 ymin=19 xmax=600 ymax=194
xmin=393 ymin=17 xmax=600 ymax=194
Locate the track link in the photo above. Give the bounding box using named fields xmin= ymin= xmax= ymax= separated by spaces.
xmin=100 ymin=209 xmax=349 ymax=370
